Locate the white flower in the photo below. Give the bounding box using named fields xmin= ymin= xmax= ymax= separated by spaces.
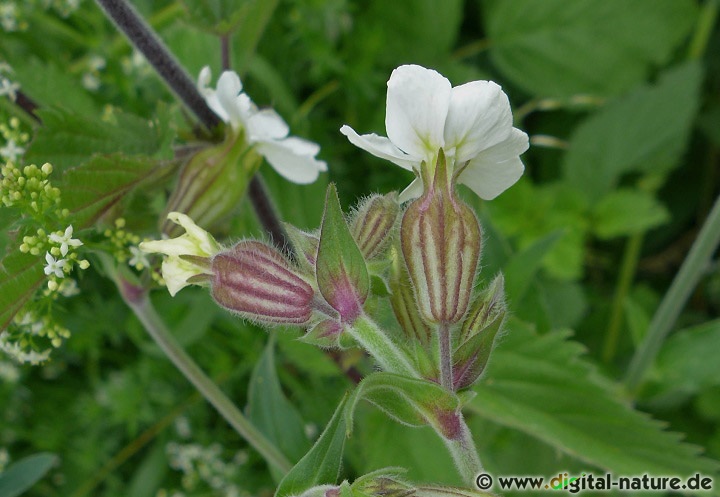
xmin=0 ymin=77 xmax=20 ymax=101
xmin=0 ymin=139 xmax=24 ymax=162
xmin=49 ymin=225 xmax=83 ymax=256
xmin=128 ymin=246 xmax=150 ymax=269
xmin=197 ymin=66 xmax=327 ymax=185
xmin=44 ymin=252 xmax=66 ymax=278
xmin=340 ymin=64 xmax=529 ymax=202
xmin=139 ymin=212 xmax=219 ymax=296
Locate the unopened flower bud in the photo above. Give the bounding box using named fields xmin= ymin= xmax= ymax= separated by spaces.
xmin=388 ymin=246 xmax=432 ymax=345
xmin=350 ymin=192 xmax=399 ymax=260
xmin=453 ymin=274 xmax=506 ymax=390
xmin=400 ymin=150 xmax=481 ymax=324
xmin=211 ymin=241 xmax=315 ymax=325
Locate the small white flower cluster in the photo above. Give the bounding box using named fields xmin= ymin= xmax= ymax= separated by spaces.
xmin=81 ymin=55 xmax=106 ymax=91
xmin=165 ymin=442 xmax=248 ymax=497
xmin=0 ymin=117 xmax=28 ymax=163
xmin=0 ymin=62 xmax=20 ymax=99
xmin=0 ymin=331 xmax=51 ymax=365
xmin=43 ymin=225 xmax=89 ymax=291
xmin=198 ymin=67 xmax=327 ymax=185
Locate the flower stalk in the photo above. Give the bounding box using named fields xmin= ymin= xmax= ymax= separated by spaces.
xmin=346 ymin=314 xmax=419 ymax=378
xmin=116 ymin=275 xmax=293 ymax=475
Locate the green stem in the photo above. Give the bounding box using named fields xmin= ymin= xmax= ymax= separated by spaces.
xmin=347 ymin=314 xmax=420 ymax=378
xmin=625 ymin=193 xmax=720 ymax=391
xmin=437 ymin=411 xmax=483 ymax=486
xmin=438 ymin=321 xmax=453 ymax=390
xmin=117 ymin=278 xmax=293 ymax=475
xmin=602 ymin=233 xmax=643 ymax=363
xmin=687 ymin=0 xmax=719 ymax=60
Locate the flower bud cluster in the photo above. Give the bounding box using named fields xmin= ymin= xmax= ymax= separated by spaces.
xmin=104 ymin=218 xmax=152 ymax=271
xmin=0 ymin=307 xmax=73 ymax=365
xmin=164 ymin=441 xmax=246 ymax=497
xmin=1 ymin=162 xmax=65 ymax=217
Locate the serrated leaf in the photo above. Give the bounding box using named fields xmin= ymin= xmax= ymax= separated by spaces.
xmin=0 ymin=251 xmax=45 ymax=330
xmin=345 ymin=372 xmax=461 ymax=437
xmin=592 ymin=189 xmax=670 ymax=239
xmin=247 ymin=335 xmax=310 ymax=477
xmin=0 ymin=452 xmax=58 ymax=497
xmin=503 ymin=231 xmax=563 ymax=304
xmin=26 ymin=107 xmax=174 ymax=171
xmin=468 ymin=320 xmax=720 ymax=477
xmin=486 ymin=0 xmax=697 ymax=97
xmin=58 ymin=154 xmax=170 ymax=227
xmin=562 ymin=62 xmax=702 ymax=202
xmin=316 ymin=184 xmax=369 ymax=322
xmin=274 ymin=395 xmax=348 ymax=497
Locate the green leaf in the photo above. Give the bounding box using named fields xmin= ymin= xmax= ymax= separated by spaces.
xmin=345 ymin=373 xmax=461 ymax=436
xmin=0 ymin=453 xmax=58 ymax=497
xmin=592 ymin=189 xmax=670 ymax=239
xmin=274 ymin=395 xmax=348 ymax=497
xmin=654 ymin=319 xmax=720 ymax=396
xmin=0 ymin=251 xmax=45 ymax=330
xmin=316 ymin=184 xmax=369 ymax=321
xmin=502 ymin=230 xmax=563 ymax=304
xmin=25 ymin=107 xmax=174 ymax=171
xmin=179 ymin=0 xmax=251 ymax=34
xmin=247 ymin=335 xmax=310 ymax=472
xmin=562 ymin=62 xmax=703 ymax=202
xmin=126 ymin=442 xmax=167 ymax=497
xmin=468 ymin=320 xmax=719 ymax=477
xmin=59 ymin=154 xmax=170 ymax=227
xmin=486 ymin=0 xmax=697 ymax=97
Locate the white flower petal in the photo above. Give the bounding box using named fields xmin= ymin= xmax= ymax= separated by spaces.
xmin=197 ymin=66 xmax=212 ymax=96
xmin=167 ymin=212 xmax=219 ymax=256
xmin=340 ymin=125 xmax=416 ymax=171
xmin=255 ymin=138 xmax=327 ymax=184
xmin=472 ymin=127 xmax=529 ymax=164
xmin=216 ymin=71 xmax=244 ymax=127
xmin=444 ymin=80 xmax=513 ymax=163
xmin=161 ymin=257 xmax=198 ymax=297
xmin=398 ymin=176 xmax=424 ymax=203
xmin=385 ymin=64 xmax=451 ymax=159
xmin=459 ymin=156 xmax=525 ymax=200
xmin=246 ymin=109 xmax=290 ymax=142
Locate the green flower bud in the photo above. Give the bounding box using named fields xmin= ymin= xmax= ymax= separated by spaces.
xmin=453 ymin=274 xmax=506 ymax=390
xmin=400 ymin=150 xmax=481 ymax=324
xmin=350 ymin=192 xmax=399 ymax=260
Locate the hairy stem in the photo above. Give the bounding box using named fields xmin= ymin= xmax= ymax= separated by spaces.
xmin=625 ymin=193 xmax=720 ymax=391
xmin=438 ymin=321 xmax=453 ymax=390
xmin=347 ymin=314 xmax=420 ymax=378
xmin=117 ymin=277 xmax=293 ymax=475
xmin=438 ymin=411 xmax=483 ymax=486
xmin=94 ymin=0 xmax=290 ymax=250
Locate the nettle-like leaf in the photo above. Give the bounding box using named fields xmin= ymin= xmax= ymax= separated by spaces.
xmin=59 ymin=154 xmax=173 ymax=227
xmin=485 ymin=0 xmax=697 ymax=97
xmin=0 ymin=452 xmax=58 ymax=497
xmin=562 ymin=61 xmax=702 ymax=202
xmin=275 ymin=395 xmax=348 ymax=497
xmin=247 ymin=336 xmax=310 ymax=481
xmin=25 ymin=107 xmax=174 ymax=171
xmin=344 ymin=373 xmax=462 ymax=439
xmin=592 ymin=189 xmax=670 ymax=239
xmin=469 ymin=320 xmax=720 ymax=477
xmin=316 ymin=184 xmax=369 ymax=324
xmin=0 ymin=251 xmax=45 ymax=330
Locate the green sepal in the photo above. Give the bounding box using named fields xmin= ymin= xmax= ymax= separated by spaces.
xmin=344 ymin=372 xmax=461 ymax=437
xmin=316 ymin=184 xmax=370 ymax=323
xmin=275 ymin=395 xmax=348 ymax=497
xmin=284 ymin=223 xmax=319 ymax=275
xmin=300 ymin=319 xmax=343 ymax=348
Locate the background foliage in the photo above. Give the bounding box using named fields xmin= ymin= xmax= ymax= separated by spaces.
xmin=1 ymin=0 xmax=720 ymax=496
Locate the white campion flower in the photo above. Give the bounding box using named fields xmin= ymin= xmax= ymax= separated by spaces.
xmin=49 ymin=225 xmax=82 ymax=256
xmin=197 ymin=66 xmax=327 ymax=185
xmin=340 ymin=64 xmax=529 ymax=202
xmin=139 ymin=212 xmax=220 ymax=296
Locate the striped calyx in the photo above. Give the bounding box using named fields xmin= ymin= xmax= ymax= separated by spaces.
xmin=211 ymin=241 xmax=314 ymax=325
xmin=162 ymin=129 xmax=261 ymax=236
xmin=350 ymin=192 xmax=399 ymax=260
xmin=400 ymin=150 xmax=481 ymax=324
